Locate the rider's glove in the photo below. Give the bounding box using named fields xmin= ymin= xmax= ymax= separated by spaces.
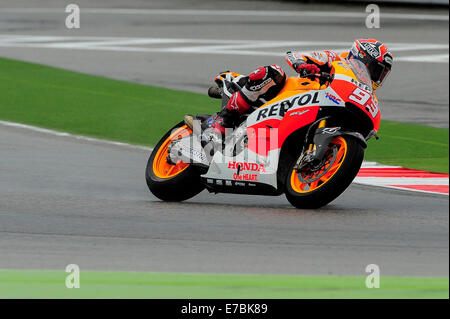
xmin=296 ymin=63 xmax=320 ymax=79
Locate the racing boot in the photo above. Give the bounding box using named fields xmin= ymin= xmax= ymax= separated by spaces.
xmin=200 ymin=89 xmax=251 ymax=145
xmin=200 ymin=108 xmax=238 ymax=147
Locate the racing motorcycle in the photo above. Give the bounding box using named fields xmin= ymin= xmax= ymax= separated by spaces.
xmin=146 ymin=59 xmax=380 ymax=209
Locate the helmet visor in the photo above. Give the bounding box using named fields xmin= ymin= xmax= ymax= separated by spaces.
xmin=348 ymin=51 xmax=392 ymax=87
xmin=367 ymin=60 xmax=391 ymax=86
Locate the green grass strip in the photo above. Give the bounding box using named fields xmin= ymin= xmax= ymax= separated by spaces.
xmin=366 ymin=120 xmax=449 ymax=173
xmin=0 ymin=269 xmax=448 ymax=299
xmin=0 ymin=57 xmax=216 ymax=147
xmin=0 ymin=57 xmax=448 ymax=172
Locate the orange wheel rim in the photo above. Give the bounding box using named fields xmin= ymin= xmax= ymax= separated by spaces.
xmin=290 ymin=136 xmax=348 ymax=193
xmin=152 ymin=125 xmax=191 ymax=179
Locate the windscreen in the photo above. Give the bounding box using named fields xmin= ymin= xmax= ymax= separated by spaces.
xmin=347 ymin=59 xmax=373 ymax=92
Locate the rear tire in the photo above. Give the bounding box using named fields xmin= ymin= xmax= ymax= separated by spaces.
xmin=146 ymin=122 xmax=205 ymax=202
xmin=285 ymin=135 xmax=364 ymax=209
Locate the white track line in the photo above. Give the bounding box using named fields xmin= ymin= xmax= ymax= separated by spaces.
xmin=361 ymin=162 xmax=400 ymax=168
xmin=2 ymin=42 xmax=447 ymax=62
xmin=0 ymin=120 xmax=152 ymax=151
xmin=354 ymin=177 xmax=449 ymax=185
xmin=1 ymin=8 xmax=448 ymax=21
xmin=358 ymin=184 xmax=448 ymax=196
xmin=1 ymin=35 xmax=448 ymax=49
xmin=0 ymin=35 xmax=448 ymax=63
xmin=397 ymin=54 xmax=449 ymax=62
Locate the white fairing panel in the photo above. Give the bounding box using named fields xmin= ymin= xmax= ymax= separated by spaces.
xmin=202 ymin=147 xmax=280 ymax=188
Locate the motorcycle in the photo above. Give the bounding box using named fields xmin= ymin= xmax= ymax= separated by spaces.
xmin=146 ymin=59 xmax=380 ymax=209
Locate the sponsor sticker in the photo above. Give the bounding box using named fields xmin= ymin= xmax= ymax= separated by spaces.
xmin=228 ymin=161 xmax=266 ymax=173
xmin=289 ymin=109 xmax=310 ymax=117
xmin=384 ymin=55 xmax=393 ymax=65
xmin=360 ymin=41 xmax=381 ymax=58
xmin=233 ymin=173 xmax=258 ymax=182
xmin=325 ymin=92 xmax=342 ymax=105
xmin=337 ymin=62 xmax=350 ymax=70
xmin=255 ymin=91 xmax=320 ymax=121
xmin=249 ymin=78 xmax=272 ymax=91
xmin=350 ymin=78 xmax=372 ymax=92
xmin=322 ymin=127 xmax=340 ymax=134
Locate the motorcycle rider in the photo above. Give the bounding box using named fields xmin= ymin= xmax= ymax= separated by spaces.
xmin=190 ymin=38 xmax=393 ymax=144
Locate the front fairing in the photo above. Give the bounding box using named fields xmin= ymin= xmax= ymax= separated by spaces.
xmin=329 ymin=60 xmax=381 ymax=132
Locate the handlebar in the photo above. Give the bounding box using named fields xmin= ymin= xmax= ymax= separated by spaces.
xmin=302 ymin=72 xmax=333 ymax=85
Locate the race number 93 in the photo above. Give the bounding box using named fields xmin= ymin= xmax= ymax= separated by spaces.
xmin=348 ymin=87 xmax=379 ymax=118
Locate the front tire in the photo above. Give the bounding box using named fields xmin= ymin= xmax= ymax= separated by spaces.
xmin=146 ymin=122 xmax=205 ymax=202
xmin=285 ymin=135 xmax=364 ymax=209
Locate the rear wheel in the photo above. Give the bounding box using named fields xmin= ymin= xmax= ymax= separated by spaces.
xmin=146 ymin=122 xmax=205 ymax=201
xmin=285 ymin=135 xmax=364 ymax=209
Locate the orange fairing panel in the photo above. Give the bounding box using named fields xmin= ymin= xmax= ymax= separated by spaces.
xmin=246 ymin=89 xmax=321 ymax=157
xmin=279 ymin=77 xmax=321 ymax=94
xmin=256 ymin=77 xmax=323 ymax=109
xmin=340 ymin=52 xmax=349 ymax=60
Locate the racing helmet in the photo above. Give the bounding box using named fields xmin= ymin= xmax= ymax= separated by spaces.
xmin=347 ymin=39 xmax=393 ymax=90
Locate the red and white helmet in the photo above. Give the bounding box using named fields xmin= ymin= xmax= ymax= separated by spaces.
xmin=347 ymin=39 xmax=393 ymax=90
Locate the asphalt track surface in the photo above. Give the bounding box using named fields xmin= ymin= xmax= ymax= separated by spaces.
xmin=0 ymin=124 xmax=448 ymax=276
xmin=0 ymin=1 xmax=448 ymax=276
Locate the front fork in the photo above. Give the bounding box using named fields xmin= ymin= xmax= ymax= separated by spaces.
xmin=295 ymin=119 xmax=328 ymax=171
xmin=298 ymin=118 xmax=368 ymax=172
xmin=306 ymin=119 xmax=327 ymax=153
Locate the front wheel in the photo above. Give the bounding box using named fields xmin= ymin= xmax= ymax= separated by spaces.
xmin=285 ymin=135 xmax=364 ymax=209
xmin=146 ymin=122 xmax=205 ymax=202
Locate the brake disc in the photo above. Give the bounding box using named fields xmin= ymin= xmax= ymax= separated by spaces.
xmin=297 ymin=145 xmax=338 ymax=183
